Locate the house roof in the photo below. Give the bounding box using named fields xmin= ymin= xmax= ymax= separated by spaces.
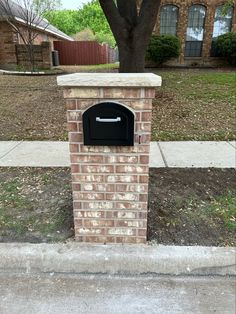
xmin=0 ymin=0 xmax=73 ymax=41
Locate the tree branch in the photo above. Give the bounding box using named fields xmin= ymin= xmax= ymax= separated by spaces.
xmin=117 ymin=0 xmax=138 ymax=28
xmin=98 ymin=0 xmax=127 ymax=42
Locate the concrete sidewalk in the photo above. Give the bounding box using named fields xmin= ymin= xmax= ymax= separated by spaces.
xmin=0 ymin=141 xmax=235 ymax=168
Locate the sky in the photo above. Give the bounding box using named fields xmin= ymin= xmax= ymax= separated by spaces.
xmin=60 ymin=0 xmax=91 ymax=10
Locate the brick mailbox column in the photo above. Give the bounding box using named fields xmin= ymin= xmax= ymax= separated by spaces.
xmin=57 ymin=73 xmax=162 ymax=244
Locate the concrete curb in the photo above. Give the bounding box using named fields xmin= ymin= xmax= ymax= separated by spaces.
xmin=0 ymin=243 xmax=235 ymax=276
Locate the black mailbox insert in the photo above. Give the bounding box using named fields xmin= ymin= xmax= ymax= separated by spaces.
xmin=83 ymin=102 xmax=134 ymax=146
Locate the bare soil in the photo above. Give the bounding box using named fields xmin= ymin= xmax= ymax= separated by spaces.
xmin=0 ymin=167 xmax=235 ymax=246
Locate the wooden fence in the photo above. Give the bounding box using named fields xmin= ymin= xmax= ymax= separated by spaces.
xmin=53 ymin=41 xmax=118 ymax=65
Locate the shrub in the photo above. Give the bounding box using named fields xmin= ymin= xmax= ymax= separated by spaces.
xmin=215 ymin=32 xmax=236 ymax=66
xmin=146 ymin=35 xmax=181 ymax=65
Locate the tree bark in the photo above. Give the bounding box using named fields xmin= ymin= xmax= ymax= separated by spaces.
xmin=99 ymin=0 xmax=161 ymax=73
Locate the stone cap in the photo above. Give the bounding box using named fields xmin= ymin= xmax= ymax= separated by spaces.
xmin=57 ymin=73 xmax=162 ymax=88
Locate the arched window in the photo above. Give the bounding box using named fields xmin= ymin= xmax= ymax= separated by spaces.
xmin=212 ymin=5 xmax=234 ymax=39
xmin=211 ymin=5 xmax=234 ymax=56
xmin=185 ymin=5 xmax=206 ymax=57
xmin=160 ymin=5 xmax=179 ymax=36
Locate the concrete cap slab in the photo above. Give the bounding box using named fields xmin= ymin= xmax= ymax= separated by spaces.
xmin=57 ymin=73 xmax=162 ymax=88
xmin=159 ymin=141 xmax=236 ymax=168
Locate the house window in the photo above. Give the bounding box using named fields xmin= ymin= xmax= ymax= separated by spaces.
xmin=185 ymin=5 xmax=206 ymax=57
xmin=211 ymin=5 xmax=234 ymax=56
xmin=160 ymin=5 xmax=179 ymax=36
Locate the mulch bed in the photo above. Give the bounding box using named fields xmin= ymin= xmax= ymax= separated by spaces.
xmin=0 ymin=167 xmax=235 ymax=246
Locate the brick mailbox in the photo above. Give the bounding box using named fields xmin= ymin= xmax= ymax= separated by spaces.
xmin=57 ymin=73 xmax=162 ymax=244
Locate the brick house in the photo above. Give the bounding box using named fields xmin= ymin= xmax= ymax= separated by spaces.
xmin=0 ymin=0 xmax=73 ymax=68
xmin=153 ymin=0 xmax=236 ymax=66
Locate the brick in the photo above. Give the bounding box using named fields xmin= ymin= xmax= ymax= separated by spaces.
xmin=67 ymin=111 xmax=81 ymax=122
xmin=84 ymin=219 xmax=114 ymax=228
xmin=64 ymin=88 xmax=100 ymax=99
xmin=141 ymin=112 xmax=152 ymax=122
xmin=136 ymin=123 xmax=152 ymax=133
xmin=69 ymin=133 xmax=83 ymax=143
xmin=117 ymin=212 xmax=136 ymax=219
xmin=135 ymin=112 xmax=141 ymax=121
xmin=66 ymin=99 xmax=76 ymax=110
xmin=73 ymin=192 xmax=104 ymax=201
xmin=116 ymin=202 xmax=147 ymax=210
xmin=138 ymin=229 xmax=147 ymax=237
xmin=81 ymin=165 xmax=114 ymax=173
xmin=82 ymin=183 xmax=114 ymax=192
xmin=106 ymin=193 xmax=139 ymax=201
xmin=72 ymin=183 xmax=81 ymax=191
xmin=145 ymin=88 xmax=156 ymax=98
xmin=139 ymin=175 xmax=149 ymax=184
xmin=83 ymin=211 xmax=106 ymax=218
xmin=116 ymin=237 xmax=146 ymax=244
xmin=139 ymin=155 xmax=149 ymax=164
xmin=73 ymin=201 xmax=82 ymax=210
xmin=69 ymin=144 xmax=79 ymax=153
xmin=134 ymin=134 xmax=151 ymax=144
xmin=116 ymin=184 xmax=148 ymax=193
xmin=67 ymin=122 xmax=78 ymax=132
xmin=83 ymin=202 xmax=113 ymax=210
xmin=80 ymin=145 xmax=117 ymax=153
xmin=105 ymin=155 xmax=138 ymax=164
xmin=76 ymin=100 xmax=96 ymax=110
xmin=105 ymin=175 xmax=138 ymax=183
xmin=126 ymin=99 xmax=152 ymax=110
xmin=72 ymin=174 xmax=104 ymax=183
xmin=71 ymin=155 xmax=104 ymax=164
xmin=116 ymin=220 xmax=147 ymax=228
xmin=116 ymin=165 xmax=149 ymax=174
xmin=71 ymin=165 xmax=80 ymax=173
xmin=139 ymin=194 xmax=148 ymax=202
xmin=103 ymin=88 xmax=141 ymax=99
xmin=74 ymin=219 xmax=83 ymax=227
xmin=83 ymin=236 xmax=115 ymax=243
xmin=76 ymin=228 xmax=105 ymax=235
xmin=107 ymin=228 xmax=135 ymax=236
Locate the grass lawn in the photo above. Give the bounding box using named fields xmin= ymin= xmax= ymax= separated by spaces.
xmin=0 ymin=68 xmax=235 ymax=141
xmin=152 ymin=69 xmax=236 ymax=141
xmin=0 ymin=167 xmax=235 ymax=245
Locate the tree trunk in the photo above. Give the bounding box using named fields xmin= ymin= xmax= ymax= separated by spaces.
xmin=118 ymin=41 xmax=147 ymax=73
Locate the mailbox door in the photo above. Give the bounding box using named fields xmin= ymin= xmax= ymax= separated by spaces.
xmin=83 ymin=102 xmax=134 ymax=146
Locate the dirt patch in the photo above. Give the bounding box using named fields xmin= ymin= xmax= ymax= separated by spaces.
xmin=148 ymin=168 xmax=236 ymax=246
xmin=151 ymin=69 xmax=236 ymax=141
xmin=0 ymin=167 xmax=235 ymax=245
xmin=0 ymin=75 xmax=67 ymax=141
xmin=0 ymin=168 xmax=73 ymax=243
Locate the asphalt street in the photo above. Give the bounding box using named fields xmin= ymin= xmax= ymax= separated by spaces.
xmin=0 ymin=273 xmax=235 ymax=314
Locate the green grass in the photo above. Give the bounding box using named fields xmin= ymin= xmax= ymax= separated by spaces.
xmin=58 ymin=63 xmax=119 ymax=72
xmin=201 ymin=191 xmax=236 ymax=231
